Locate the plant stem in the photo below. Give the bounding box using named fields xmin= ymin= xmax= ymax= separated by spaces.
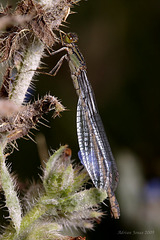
xmin=9 ymin=39 xmax=44 ymax=105
xmin=0 ymin=145 xmax=22 ymax=233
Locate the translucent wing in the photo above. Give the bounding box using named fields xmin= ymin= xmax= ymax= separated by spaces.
xmin=76 ymin=70 xmax=119 ymax=192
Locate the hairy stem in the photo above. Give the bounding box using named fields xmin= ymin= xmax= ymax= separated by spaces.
xmin=0 ymin=145 xmax=22 ymax=233
xmin=9 ymin=39 xmax=44 ymax=105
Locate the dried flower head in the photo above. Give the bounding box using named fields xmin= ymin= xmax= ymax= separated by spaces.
xmin=0 ymin=95 xmax=65 ymax=143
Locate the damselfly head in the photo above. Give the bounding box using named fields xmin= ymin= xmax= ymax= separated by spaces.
xmin=63 ymin=32 xmax=78 ymax=44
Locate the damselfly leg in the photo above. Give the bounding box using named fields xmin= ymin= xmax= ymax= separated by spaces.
xmin=49 ymin=54 xmax=68 ymax=75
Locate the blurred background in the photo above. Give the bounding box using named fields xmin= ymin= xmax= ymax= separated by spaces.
xmin=1 ymin=0 xmax=160 ymax=239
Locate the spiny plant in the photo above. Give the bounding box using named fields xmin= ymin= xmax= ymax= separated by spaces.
xmin=0 ymin=0 xmax=107 ymax=239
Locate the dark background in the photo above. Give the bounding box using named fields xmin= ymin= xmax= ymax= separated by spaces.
xmin=1 ymin=0 xmax=160 ymax=239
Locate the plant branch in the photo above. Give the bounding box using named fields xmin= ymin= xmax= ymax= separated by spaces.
xmin=0 ymin=146 xmax=22 ymax=233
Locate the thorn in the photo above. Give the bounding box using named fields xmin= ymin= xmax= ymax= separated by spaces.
xmin=22 ymin=136 xmax=29 ymax=140
xmin=38 ymin=120 xmax=50 ymax=128
xmin=41 ymin=116 xmax=49 ymax=123
xmin=60 ymin=23 xmax=69 ymax=28
xmin=62 ymin=20 xmax=70 ymax=24
xmin=73 ymin=1 xmax=80 ymax=6
xmin=14 ymin=140 xmax=18 ymax=148
xmin=32 ymin=125 xmax=39 ymax=131
xmin=28 ymin=130 xmax=35 ymax=136
xmin=27 ymin=134 xmax=37 ymax=143
xmin=29 ymin=82 xmax=36 ymax=90
xmin=10 ymin=142 xmax=19 ymax=151
xmin=70 ymin=10 xmax=77 ymax=14
xmin=26 ymin=90 xmax=34 ymax=96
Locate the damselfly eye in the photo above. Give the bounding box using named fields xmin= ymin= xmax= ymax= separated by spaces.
xmin=63 ymin=32 xmax=78 ymax=44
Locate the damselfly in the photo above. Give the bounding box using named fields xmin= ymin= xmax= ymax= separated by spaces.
xmin=50 ymin=32 xmax=120 ymax=218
